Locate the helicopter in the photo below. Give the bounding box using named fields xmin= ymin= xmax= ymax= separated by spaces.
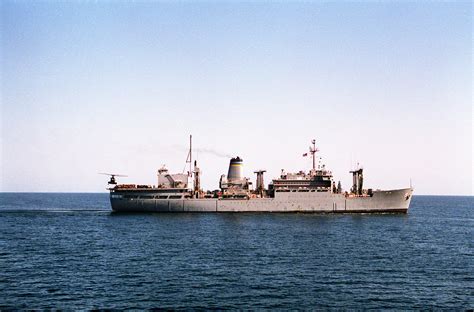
xmin=99 ymin=173 xmax=128 ymax=185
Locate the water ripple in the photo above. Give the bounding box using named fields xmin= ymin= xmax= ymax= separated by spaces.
xmin=0 ymin=194 xmax=472 ymax=309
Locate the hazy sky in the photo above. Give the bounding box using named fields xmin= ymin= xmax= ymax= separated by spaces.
xmin=1 ymin=1 xmax=472 ymax=195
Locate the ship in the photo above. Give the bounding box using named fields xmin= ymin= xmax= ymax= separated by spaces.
xmin=103 ymin=136 xmax=413 ymax=213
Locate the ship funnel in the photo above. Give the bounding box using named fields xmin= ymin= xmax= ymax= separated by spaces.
xmin=227 ymin=157 xmax=244 ymax=182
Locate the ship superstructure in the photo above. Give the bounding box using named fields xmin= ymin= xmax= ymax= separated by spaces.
xmin=105 ymin=136 xmax=413 ymax=213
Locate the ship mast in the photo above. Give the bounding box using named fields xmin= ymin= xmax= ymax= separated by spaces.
xmin=310 ymin=139 xmax=318 ymax=170
xmin=184 ymin=134 xmax=194 ymax=178
xmin=186 ymin=135 xmax=193 ymax=177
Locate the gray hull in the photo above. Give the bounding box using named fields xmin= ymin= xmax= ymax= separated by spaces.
xmin=110 ymin=188 xmax=413 ymax=213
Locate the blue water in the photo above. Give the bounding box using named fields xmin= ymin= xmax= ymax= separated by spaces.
xmin=0 ymin=193 xmax=472 ymax=309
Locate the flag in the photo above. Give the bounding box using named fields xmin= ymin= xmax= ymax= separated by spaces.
xmin=303 ymin=153 xmax=308 ymax=157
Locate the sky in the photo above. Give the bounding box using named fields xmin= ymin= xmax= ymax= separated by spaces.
xmin=1 ymin=1 xmax=472 ymax=195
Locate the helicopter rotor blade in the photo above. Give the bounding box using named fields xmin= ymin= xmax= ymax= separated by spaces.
xmin=98 ymin=172 xmax=128 ymax=177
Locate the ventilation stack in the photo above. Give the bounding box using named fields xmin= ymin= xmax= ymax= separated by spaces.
xmin=227 ymin=157 xmax=244 ymax=183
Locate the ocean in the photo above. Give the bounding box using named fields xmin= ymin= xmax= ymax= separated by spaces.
xmin=0 ymin=193 xmax=472 ymax=309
